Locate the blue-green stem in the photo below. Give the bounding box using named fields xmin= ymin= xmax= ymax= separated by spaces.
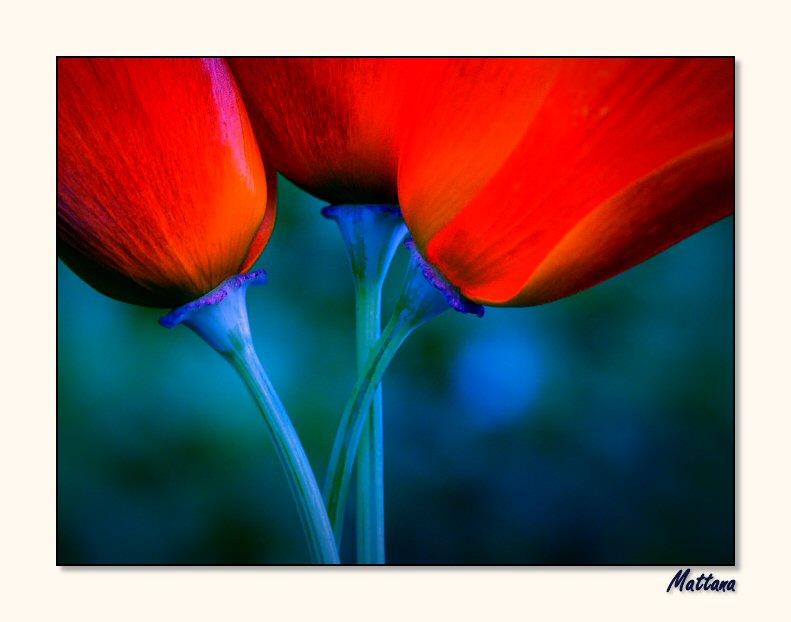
xmin=160 ymin=271 xmax=339 ymax=564
xmin=323 ymin=239 xmax=484 ymax=544
xmin=322 ymin=204 xmax=406 ymax=563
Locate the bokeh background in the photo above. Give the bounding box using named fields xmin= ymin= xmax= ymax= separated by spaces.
xmin=57 ymin=178 xmax=734 ymax=565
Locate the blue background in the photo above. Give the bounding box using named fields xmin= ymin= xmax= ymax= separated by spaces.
xmin=57 ymin=179 xmax=734 ymax=564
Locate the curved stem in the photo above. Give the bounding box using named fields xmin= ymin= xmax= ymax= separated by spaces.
xmin=324 ymin=310 xmax=414 ymax=545
xmin=160 ymin=271 xmax=339 ymax=564
xmin=224 ymin=344 xmax=340 ymax=564
xmin=323 ymin=240 xmax=484 ymax=544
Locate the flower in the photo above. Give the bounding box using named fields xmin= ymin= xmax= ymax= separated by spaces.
xmin=230 ymin=58 xmax=733 ymax=306
xmin=58 ymin=58 xmax=275 ymax=308
xmin=227 ymin=58 xmax=423 ymax=205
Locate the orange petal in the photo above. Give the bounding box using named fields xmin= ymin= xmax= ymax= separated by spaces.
xmin=229 ymin=58 xmax=428 ymax=204
xmin=505 ymin=135 xmax=734 ymax=305
xmin=415 ymin=58 xmax=734 ymax=305
xmin=58 ymin=58 xmax=271 ymax=307
xmin=398 ymin=58 xmax=560 ymax=246
xmin=239 ymin=163 xmax=278 ymax=273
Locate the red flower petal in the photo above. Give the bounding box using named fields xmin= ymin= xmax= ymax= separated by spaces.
xmin=405 ymin=58 xmax=734 ymax=305
xmin=58 ymin=58 xmax=271 ymax=307
xmin=228 ymin=58 xmax=427 ymax=204
xmin=397 ymin=59 xmax=560 ymax=245
xmin=239 ymin=163 xmax=278 ymax=274
xmin=503 ymin=135 xmax=733 ymax=305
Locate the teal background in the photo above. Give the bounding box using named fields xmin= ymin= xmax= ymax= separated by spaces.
xmin=57 ymin=178 xmax=734 ymax=565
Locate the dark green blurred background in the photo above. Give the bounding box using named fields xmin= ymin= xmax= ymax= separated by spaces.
xmin=57 ymin=178 xmax=734 ymax=565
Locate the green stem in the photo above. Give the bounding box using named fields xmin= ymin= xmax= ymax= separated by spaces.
xmin=324 ymin=309 xmax=414 ymax=545
xmin=355 ymin=281 xmax=386 ymax=563
xmin=224 ymin=344 xmax=340 ymax=564
xmin=322 ymin=204 xmax=405 ymax=563
xmin=160 ymin=271 xmax=339 ymax=564
xmin=323 ymin=240 xmax=484 ymax=544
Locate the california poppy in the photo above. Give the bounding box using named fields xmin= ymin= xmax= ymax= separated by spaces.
xmin=227 ymin=58 xmax=418 ymax=204
xmin=230 ymin=58 xmax=733 ymax=307
xmin=57 ymin=57 xmax=340 ymax=563
xmin=57 ymin=57 xmax=275 ymax=308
